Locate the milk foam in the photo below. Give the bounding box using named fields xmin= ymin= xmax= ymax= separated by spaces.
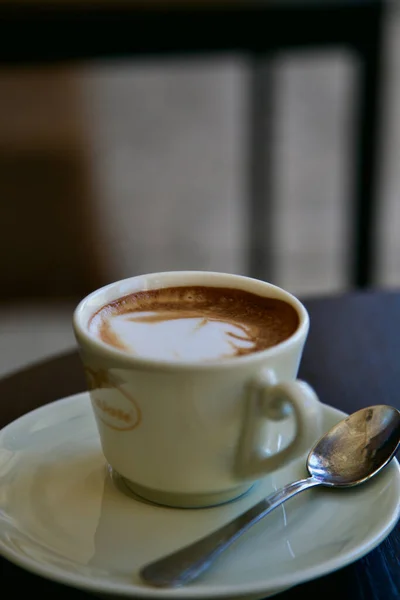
xmin=88 ymin=285 xmax=300 ymax=362
xmin=102 ymin=312 xmax=255 ymax=361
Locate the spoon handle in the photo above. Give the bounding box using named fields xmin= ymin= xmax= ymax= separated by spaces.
xmin=140 ymin=476 xmax=320 ymax=588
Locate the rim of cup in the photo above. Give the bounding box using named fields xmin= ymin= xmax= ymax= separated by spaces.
xmin=73 ymin=271 xmax=309 ymax=372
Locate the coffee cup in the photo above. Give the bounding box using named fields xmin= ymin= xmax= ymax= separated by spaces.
xmin=73 ymin=271 xmax=323 ymax=508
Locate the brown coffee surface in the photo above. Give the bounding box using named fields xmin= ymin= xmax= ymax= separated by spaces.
xmin=89 ymin=286 xmax=299 ymax=359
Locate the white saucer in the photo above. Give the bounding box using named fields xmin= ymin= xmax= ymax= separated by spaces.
xmin=1 ymin=394 xmax=399 ymax=600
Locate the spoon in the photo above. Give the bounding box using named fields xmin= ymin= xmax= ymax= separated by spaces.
xmin=140 ymin=404 xmax=400 ymax=588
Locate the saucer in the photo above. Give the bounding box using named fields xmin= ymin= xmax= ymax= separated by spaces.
xmin=0 ymin=393 xmax=399 ymax=600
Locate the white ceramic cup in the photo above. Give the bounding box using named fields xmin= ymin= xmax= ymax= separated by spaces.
xmin=73 ymin=271 xmax=323 ymax=508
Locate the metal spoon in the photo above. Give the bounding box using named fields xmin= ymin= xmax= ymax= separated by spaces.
xmin=140 ymin=404 xmax=400 ymax=588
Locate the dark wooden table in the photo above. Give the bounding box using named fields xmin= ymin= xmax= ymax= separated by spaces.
xmin=1 ymin=290 xmax=400 ymax=598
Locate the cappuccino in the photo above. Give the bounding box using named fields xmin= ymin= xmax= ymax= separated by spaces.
xmin=88 ymin=286 xmax=299 ymax=362
xmin=75 ymin=273 xmax=320 ymax=507
xmin=89 ymin=286 xmax=299 ymax=361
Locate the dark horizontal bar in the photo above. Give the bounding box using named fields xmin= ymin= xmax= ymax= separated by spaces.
xmin=0 ymin=3 xmax=383 ymax=65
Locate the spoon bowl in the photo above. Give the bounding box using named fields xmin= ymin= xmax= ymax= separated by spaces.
xmin=307 ymin=405 xmax=400 ymax=486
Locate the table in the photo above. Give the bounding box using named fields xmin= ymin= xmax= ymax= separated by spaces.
xmin=0 ymin=0 xmax=386 ymax=287
xmin=1 ymin=290 xmax=400 ymax=598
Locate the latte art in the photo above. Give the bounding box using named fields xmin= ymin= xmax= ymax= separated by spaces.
xmin=104 ymin=312 xmax=255 ymax=361
xmin=89 ymin=286 xmax=299 ymax=362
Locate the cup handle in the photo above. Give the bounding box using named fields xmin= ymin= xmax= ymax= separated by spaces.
xmin=235 ymin=369 xmax=323 ymax=479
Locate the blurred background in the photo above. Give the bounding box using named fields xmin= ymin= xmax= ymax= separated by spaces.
xmin=1 ymin=1 xmax=399 ymax=376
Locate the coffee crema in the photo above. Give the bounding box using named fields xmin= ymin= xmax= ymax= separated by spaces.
xmin=88 ymin=286 xmax=299 ymax=362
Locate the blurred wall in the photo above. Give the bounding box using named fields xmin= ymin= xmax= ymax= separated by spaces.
xmin=1 ymin=7 xmax=400 ymax=305
xmin=0 ymin=68 xmax=106 ymax=301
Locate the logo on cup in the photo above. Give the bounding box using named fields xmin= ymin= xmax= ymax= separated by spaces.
xmin=84 ymin=367 xmax=141 ymax=431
